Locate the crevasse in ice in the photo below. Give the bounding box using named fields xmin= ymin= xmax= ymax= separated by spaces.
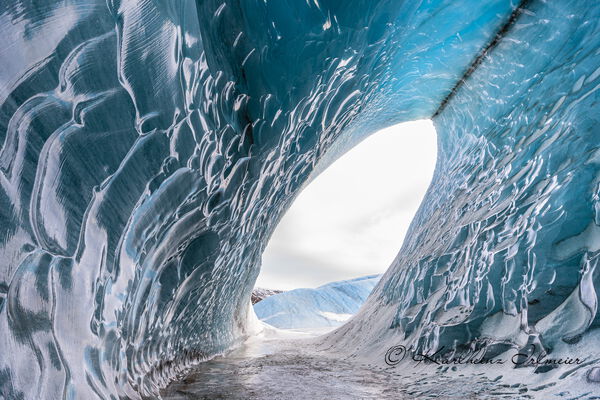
xmin=1 ymin=0 xmax=599 ymax=398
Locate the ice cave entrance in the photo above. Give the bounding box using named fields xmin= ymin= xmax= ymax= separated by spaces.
xmin=253 ymin=120 xmax=437 ymax=328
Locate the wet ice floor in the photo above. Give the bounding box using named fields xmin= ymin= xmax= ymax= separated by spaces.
xmin=160 ymin=327 xmax=550 ymax=400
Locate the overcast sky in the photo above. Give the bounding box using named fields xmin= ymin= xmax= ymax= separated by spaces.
xmin=256 ymin=120 xmax=438 ymax=290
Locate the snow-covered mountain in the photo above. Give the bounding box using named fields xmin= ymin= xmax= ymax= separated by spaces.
xmin=254 ymin=275 xmax=380 ymax=329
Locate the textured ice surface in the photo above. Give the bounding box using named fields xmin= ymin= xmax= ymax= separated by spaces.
xmin=2 ymin=0 xmax=600 ymax=398
xmin=161 ymin=327 xmax=536 ymax=400
xmin=335 ymin=0 xmax=600 ymax=360
xmin=254 ymin=275 xmax=380 ymax=329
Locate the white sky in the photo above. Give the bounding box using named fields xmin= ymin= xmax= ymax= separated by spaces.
xmin=256 ymin=120 xmax=437 ymax=290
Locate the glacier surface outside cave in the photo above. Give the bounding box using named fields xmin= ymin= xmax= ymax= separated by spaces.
xmin=254 ymin=275 xmax=380 ymax=329
xmin=1 ymin=0 xmax=600 ymax=398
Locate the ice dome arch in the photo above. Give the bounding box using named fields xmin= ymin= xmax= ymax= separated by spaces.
xmin=1 ymin=0 xmax=600 ymax=398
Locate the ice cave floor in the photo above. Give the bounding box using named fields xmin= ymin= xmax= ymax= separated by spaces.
xmin=161 ymin=325 xmax=600 ymax=400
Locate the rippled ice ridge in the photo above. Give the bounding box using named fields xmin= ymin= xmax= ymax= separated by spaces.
xmin=1 ymin=0 xmax=600 ymax=398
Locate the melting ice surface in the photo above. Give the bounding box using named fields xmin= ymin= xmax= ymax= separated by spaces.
xmin=254 ymin=275 xmax=380 ymax=329
xmin=2 ymin=0 xmax=600 ymax=398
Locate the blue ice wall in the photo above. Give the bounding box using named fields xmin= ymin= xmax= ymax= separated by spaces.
xmin=343 ymin=0 xmax=600 ymax=361
xmin=1 ymin=0 xmax=598 ymax=398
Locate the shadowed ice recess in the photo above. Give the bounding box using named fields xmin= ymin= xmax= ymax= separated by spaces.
xmin=1 ymin=0 xmax=600 ymax=398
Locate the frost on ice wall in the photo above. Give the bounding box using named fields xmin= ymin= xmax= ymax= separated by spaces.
xmin=0 ymin=0 xmax=599 ymax=398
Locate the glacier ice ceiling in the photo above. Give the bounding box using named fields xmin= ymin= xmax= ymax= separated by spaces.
xmin=1 ymin=0 xmax=600 ymax=398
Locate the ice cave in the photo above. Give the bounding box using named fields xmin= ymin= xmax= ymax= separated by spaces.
xmin=2 ymin=0 xmax=600 ymax=398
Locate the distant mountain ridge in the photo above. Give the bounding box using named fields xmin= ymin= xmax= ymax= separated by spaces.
xmin=254 ymin=275 xmax=381 ymax=329
xmin=251 ymin=288 xmax=284 ymax=304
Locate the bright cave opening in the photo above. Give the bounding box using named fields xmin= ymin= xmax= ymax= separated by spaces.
xmin=252 ymin=120 xmax=437 ymax=328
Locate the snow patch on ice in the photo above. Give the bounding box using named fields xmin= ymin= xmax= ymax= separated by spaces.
xmin=318 ymin=311 xmax=353 ymax=322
